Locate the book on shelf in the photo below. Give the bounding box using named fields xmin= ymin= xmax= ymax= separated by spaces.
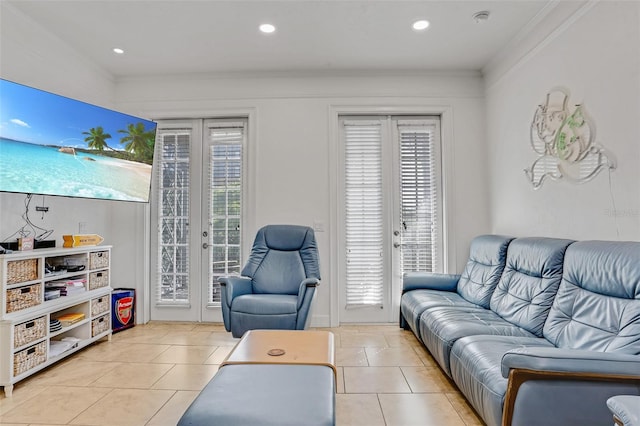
xmin=55 ymin=313 xmax=85 ymax=326
xmin=45 ymin=278 xmax=86 ymax=296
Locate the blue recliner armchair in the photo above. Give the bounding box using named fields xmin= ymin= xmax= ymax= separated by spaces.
xmin=219 ymin=224 xmax=321 ymax=338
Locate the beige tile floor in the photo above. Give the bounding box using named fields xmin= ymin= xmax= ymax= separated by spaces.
xmin=0 ymin=322 xmax=484 ymax=425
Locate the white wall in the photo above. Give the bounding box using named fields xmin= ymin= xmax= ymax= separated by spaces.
xmin=484 ymin=1 xmax=640 ymax=241
xmin=1 ymin=0 xmax=494 ymax=326
xmin=116 ymin=72 xmax=491 ymax=325
xmin=0 ymin=3 xmax=149 ymax=321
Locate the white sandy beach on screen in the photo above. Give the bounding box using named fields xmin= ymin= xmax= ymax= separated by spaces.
xmin=103 ymin=156 xmax=152 ymax=177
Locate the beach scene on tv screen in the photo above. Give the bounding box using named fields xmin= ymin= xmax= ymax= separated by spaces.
xmin=0 ymin=79 xmax=156 ymax=202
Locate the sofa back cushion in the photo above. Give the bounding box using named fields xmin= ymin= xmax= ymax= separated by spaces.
xmin=543 ymin=241 xmax=640 ymax=354
xmin=490 ymin=237 xmax=574 ymax=336
xmin=457 ymin=235 xmax=514 ymax=308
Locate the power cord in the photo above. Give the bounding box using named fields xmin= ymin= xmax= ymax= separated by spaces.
xmin=1 ymin=194 xmax=54 ymax=242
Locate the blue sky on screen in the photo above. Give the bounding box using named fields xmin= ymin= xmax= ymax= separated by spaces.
xmin=0 ymin=79 xmax=156 ymax=148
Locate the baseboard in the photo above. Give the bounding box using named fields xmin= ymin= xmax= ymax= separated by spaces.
xmin=310 ymin=314 xmax=331 ymax=328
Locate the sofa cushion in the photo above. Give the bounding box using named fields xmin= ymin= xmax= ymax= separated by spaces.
xmin=232 ymin=294 xmax=298 ymax=314
xmin=400 ymin=290 xmax=481 ymax=340
xmin=543 ymin=241 xmax=640 ymax=354
xmin=449 ymin=335 xmax=554 ymax=426
xmin=419 ymin=307 xmax=536 ymax=376
xmin=457 ymin=235 xmax=514 ymax=308
xmin=178 ymin=364 xmax=335 ymax=426
xmin=490 ymin=237 xmax=573 ymax=337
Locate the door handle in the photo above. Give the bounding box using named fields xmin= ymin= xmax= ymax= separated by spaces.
xmin=202 ymin=243 xmax=209 ymax=249
xmin=393 ymin=242 xmax=400 ymax=248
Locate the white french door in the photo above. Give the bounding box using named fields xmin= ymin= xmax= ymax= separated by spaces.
xmin=339 ymin=116 xmax=443 ymax=323
xmin=150 ymin=118 xmax=247 ymax=322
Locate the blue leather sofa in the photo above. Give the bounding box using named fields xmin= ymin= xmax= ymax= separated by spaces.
xmin=401 ymin=236 xmax=640 ymax=426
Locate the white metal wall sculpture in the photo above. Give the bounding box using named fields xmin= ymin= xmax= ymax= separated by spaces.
xmin=525 ymin=89 xmax=616 ymax=189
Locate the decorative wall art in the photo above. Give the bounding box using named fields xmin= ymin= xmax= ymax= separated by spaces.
xmin=525 ymin=89 xmax=616 ymax=189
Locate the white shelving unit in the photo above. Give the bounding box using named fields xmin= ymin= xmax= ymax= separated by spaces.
xmin=0 ymin=246 xmax=112 ymax=397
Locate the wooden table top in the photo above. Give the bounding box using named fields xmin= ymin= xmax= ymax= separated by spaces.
xmin=221 ymin=330 xmax=336 ymax=376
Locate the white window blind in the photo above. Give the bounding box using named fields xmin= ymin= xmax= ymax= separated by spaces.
xmin=156 ymin=129 xmax=191 ymax=304
xmin=397 ymin=120 xmax=441 ymax=273
xmin=343 ymin=120 xmax=384 ymax=308
xmin=207 ymin=121 xmax=245 ymax=306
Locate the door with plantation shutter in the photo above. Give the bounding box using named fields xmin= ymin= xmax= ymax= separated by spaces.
xmin=339 ymin=116 xmax=442 ymax=323
xmin=150 ymin=119 xmax=247 ymax=322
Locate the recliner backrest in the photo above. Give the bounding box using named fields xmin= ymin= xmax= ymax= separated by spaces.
xmin=242 ymin=225 xmax=320 ymax=294
xmin=543 ymin=241 xmax=640 ymax=354
xmin=490 ymin=237 xmax=574 ymax=336
xmin=456 ymin=235 xmax=514 ymax=308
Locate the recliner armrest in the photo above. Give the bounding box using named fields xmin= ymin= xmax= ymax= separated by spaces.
xmin=219 ymin=276 xmax=253 ymax=306
xmin=297 ymin=278 xmax=320 ymax=309
xmin=302 ymin=277 xmax=320 ymax=287
xmin=402 ymin=272 xmax=461 ymax=293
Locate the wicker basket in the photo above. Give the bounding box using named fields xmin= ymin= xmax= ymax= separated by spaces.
xmin=13 ymin=341 xmax=47 ymax=377
xmin=91 ymin=296 xmax=110 ymax=316
xmin=14 ymin=316 xmax=46 ymax=348
xmin=6 ymin=284 xmax=42 ymax=313
xmin=88 ymin=271 xmax=109 ymax=290
xmin=89 ymin=251 xmax=109 ymax=270
xmin=91 ymin=314 xmax=110 ymax=337
xmin=7 ymin=258 xmax=38 ymax=284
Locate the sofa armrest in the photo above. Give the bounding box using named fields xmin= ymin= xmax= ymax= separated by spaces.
xmin=501 ymin=347 xmax=640 ymax=426
xmin=607 ymin=395 xmax=640 ymax=426
xmin=501 ymin=347 xmax=640 ymax=378
xmin=402 ymin=272 xmax=460 ymax=293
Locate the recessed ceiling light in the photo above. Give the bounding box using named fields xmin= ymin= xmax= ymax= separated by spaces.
xmin=113 ymin=48 xmax=124 ymax=54
xmin=412 ymin=20 xmax=430 ymax=31
xmin=259 ymin=23 xmax=276 ymax=34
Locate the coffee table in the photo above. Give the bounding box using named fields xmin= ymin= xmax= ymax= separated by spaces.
xmin=178 ymin=329 xmax=337 ymax=426
xmin=222 ymin=329 xmax=336 ymax=376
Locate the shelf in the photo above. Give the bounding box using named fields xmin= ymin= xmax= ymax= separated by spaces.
xmin=49 ymin=318 xmax=90 ymax=339
xmin=6 ymin=279 xmax=41 ymax=290
xmin=0 ymin=246 xmax=112 ymax=397
xmin=43 ymin=271 xmax=87 ymax=283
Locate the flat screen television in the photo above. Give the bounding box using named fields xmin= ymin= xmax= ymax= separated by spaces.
xmin=0 ymin=78 xmax=157 ymax=203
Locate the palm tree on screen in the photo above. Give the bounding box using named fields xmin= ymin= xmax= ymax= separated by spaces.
xmin=119 ymin=122 xmax=155 ymax=163
xmin=82 ymin=126 xmax=113 ymax=151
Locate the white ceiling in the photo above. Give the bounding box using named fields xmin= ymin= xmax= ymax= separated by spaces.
xmin=6 ymin=0 xmax=553 ymax=78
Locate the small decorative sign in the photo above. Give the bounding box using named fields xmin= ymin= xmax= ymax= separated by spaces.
xmin=63 ymin=234 xmax=104 ymax=248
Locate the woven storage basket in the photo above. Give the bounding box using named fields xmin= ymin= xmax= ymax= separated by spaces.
xmin=7 ymin=258 xmax=38 ymax=284
xmin=6 ymin=284 xmax=42 ymax=313
xmin=91 ymin=296 xmax=110 ymax=316
xmin=88 ymin=271 xmax=109 ymax=290
xmin=89 ymin=251 xmax=109 ymax=269
xmin=13 ymin=341 xmax=47 ymax=377
xmin=14 ymin=316 xmax=46 ymax=348
xmin=91 ymin=314 xmax=110 ymax=337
